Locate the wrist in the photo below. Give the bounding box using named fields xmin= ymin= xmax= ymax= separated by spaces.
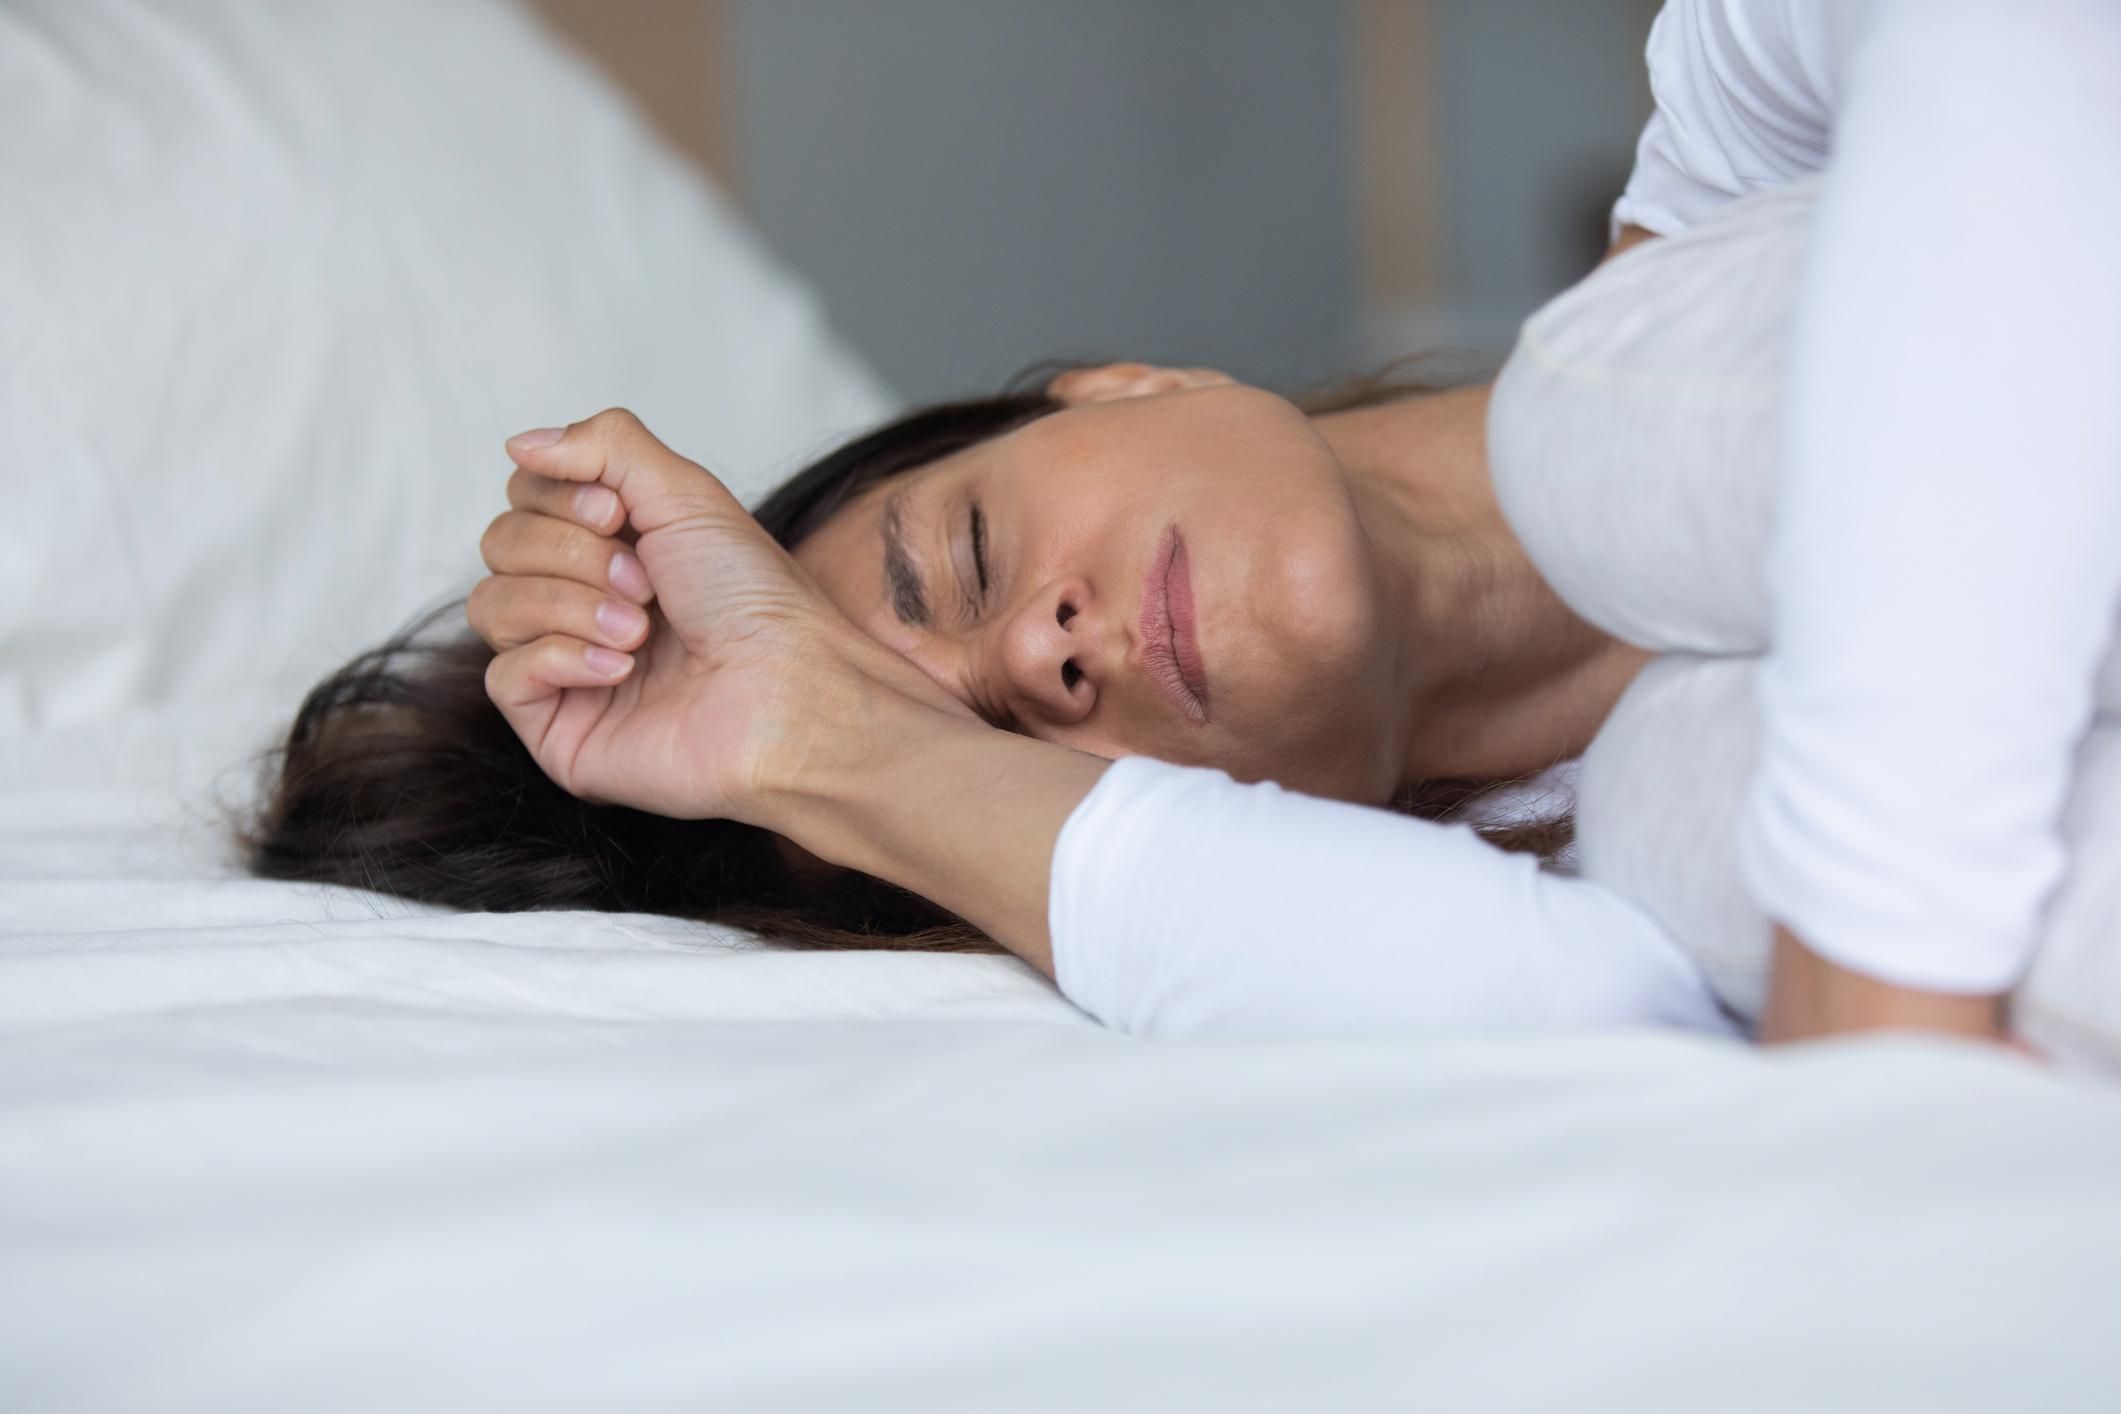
xmin=745 ymin=639 xmax=970 ymax=837
xmin=748 ymin=655 xmax=1107 ymax=974
xmin=1760 ymin=925 xmax=2009 ymax=1045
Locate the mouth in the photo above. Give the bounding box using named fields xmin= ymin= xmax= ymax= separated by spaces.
xmin=1139 ymin=524 xmax=1211 ymax=725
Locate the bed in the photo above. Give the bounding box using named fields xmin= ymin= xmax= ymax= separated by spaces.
xmin=4 ymin=4 xmax=2119 ymax=1410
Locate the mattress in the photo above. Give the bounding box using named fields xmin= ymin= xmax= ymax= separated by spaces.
xmin=4 ymin=703 xmax=2120 ymax=1412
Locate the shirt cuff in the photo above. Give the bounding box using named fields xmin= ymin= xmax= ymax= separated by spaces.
xmin=1046 ymin=755 xmax=1196 ymax=1030
xmin=1736 ymin=772 xmax=2044 ymax=995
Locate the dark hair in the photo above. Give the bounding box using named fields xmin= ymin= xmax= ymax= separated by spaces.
xmin=235 ymin=371 xmax=1570 ymax=952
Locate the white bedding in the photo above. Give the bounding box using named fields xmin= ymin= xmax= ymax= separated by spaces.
xmin=5 ymin=2 xmax=2121 ymax=1407
xmin=0 ymin=0 xmax=892 ymax=734
xmin=6 ymin=705 xmax=2121 ymax=1412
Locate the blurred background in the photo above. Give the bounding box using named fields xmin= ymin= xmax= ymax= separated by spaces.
xmin=533 ymin=0 xmax=1663 ymax=403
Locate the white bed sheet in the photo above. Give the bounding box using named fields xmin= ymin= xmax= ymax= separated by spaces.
xmin=4 ymin=704 xmax=2121 ymax=1412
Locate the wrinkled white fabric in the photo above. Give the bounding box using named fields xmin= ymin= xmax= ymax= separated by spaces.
xmin=0 ymin=0 xmax=894 ymax=736
xmin=11 ymin=706 xmax=2121 ymax=1411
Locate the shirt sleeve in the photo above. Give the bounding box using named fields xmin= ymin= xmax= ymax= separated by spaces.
xmin=1048 ymin=757 xmax=1737 ymax=1040
xmin=1609 ymin=0 xmax=1843 ymax=240
xmin=1735 ymin=0 xmax=2121 ymax=991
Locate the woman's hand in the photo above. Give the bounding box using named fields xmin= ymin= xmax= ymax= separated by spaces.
xmin=467 ymin=409 xmax=970 ymax=825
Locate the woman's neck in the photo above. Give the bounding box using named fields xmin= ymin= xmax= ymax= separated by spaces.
xmin=1314 ymin=383 xmax=1649 ymax=787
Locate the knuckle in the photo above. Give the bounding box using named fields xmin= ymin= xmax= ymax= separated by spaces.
xmin=537 ymin=576 xmax=576 ymax=618
xmin=575 ymin=530 xmax=615 ymax=584
xmin=479 ymin=511 xmax=514 ymax=563
xmin=582 ymin=406 xmax=641 ymax=442
xmin=518 ymin=514 xmax=576 ymax=578
xmin=536 ymin=631 xmax=577 ymax=668
xmin=466 ymin=577 xmax=525 ymax=648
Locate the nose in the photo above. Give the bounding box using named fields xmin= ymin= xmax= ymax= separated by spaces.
xmin=995 ymin=574 xmax=1114 ymax=727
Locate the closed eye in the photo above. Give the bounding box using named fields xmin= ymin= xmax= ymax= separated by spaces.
xmin=970 ymin=499 xmax=989 ymax=601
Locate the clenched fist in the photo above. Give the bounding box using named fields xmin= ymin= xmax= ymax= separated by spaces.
xmin=466 ymin=408 xmax=967 ymax=825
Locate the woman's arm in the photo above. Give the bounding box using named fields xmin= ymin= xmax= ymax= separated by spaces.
xmin=1610 ymin=0 xmax=2121 ymax=1039
xmin=1736 ymin=0 xmax=2121 ymax=1034
xmin=1044 ymin=756 xmax=1731 ymax=1037
xmin=763 ymin=705 xmax=1733 ymax=1039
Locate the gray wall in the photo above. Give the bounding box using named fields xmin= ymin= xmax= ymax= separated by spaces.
xmin=1429 ymin=0 xmax=1656 ymax=352
xmin=724 ymin=1 xmax=1657 ymax=401
xmin=727 ymin=0 xmax=1360 ymax=403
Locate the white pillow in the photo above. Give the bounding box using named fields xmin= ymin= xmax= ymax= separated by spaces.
xmin=1490 ymin=177 xmax=2121 ymax=1073
xmin=0 ymin=0 xmax=896 ymax=735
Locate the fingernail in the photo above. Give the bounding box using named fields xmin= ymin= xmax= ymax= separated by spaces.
xmin=507 ymin=427 xmax=566 ymax=453
xmin=608 ymin=550 xmax=650 ymax=599
xmin=574 ymin=485 xmax=619 ymax=525
xmin=584 ymin=645 xmax=631 ymax=677
xmin=596 ymin=600 xmax=646 ymax=641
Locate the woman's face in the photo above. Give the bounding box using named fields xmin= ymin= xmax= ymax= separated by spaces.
xmin=790 ymin=365 xmax=1406 ymax=804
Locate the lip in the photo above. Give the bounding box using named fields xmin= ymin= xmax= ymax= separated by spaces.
xmin=1139 ymin=524 xmax=1211 ymax=724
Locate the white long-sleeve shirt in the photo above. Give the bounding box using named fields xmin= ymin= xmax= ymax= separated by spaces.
xmin=1048 ymin=0 xmax=2121 ymax=1035
xmin=1050 ymin=757 xmax=1738 ymax=1037
xmin=1622 ymin=0 xmax=2121 ymax=996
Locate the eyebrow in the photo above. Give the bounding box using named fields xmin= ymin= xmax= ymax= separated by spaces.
xmin=882 ymin=490 xmax=931 ymax=627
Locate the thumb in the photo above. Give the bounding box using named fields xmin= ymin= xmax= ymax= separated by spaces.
xmin=505 ymin=408 xmax=745 ymax=539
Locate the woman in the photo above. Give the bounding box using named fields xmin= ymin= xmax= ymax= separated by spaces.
xmin=245 ymin=363 xmax=1726 ymax=1033
xmin=248 ymin=0 xmax=2118 ymax=1050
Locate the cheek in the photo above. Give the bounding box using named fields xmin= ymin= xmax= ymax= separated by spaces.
xmin=1194 ymin=521 xmax=1390 ymax=792
xmin=1212 ymin=492 xmax=1377 ymax=696
xmin=1265 ymin=528 xmax=1379 ymax=678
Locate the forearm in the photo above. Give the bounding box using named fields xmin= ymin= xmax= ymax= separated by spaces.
xmin=762 ymin=690 xmax=1108 ymax=978
xmin=756 ymin=684 xmax=1731 ymax=1039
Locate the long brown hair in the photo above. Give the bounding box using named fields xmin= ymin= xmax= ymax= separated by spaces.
xmin=235 ymin=368 xmax=1570 ymax=951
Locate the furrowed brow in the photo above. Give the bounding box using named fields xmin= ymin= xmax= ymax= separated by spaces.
xmin=882 ymin=490 xmax=931 ymax=628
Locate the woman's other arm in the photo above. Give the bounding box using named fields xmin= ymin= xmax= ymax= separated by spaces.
xmin=1736 ymin=0 xmax=2121 ymax=1035
xmin=1603 ymin=0 xmax=2121 ymax=1041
